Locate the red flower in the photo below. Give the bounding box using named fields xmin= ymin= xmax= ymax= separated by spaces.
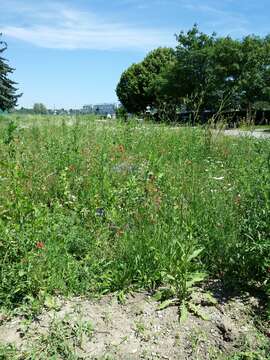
xmin=36 ymin=242 xmax=45 ymax=249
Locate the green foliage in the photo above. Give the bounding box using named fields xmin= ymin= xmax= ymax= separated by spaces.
xmin=33 ymin=103 xmax=48 ymax=114
xmin=161 ymin=26 xmax=270 ymax=114
xmin=0 ymin=34 xmax=21 ymax=111
xmin=0 ymin=117 xmax=269 ymax=314
xmin=116 ymin=47 xmax=175 ymax=114
xmin=3 ymin=120 xmax=17 ymax=145
xmin=117 ymin=25 xmax=270 ymax=120
xmin=226 ymin=334 xmax=270 ymax=360
xmin=0 ymin=317 xmax=94 ymax=359
xmin=115 ymin=105 xmax=128 ymax=120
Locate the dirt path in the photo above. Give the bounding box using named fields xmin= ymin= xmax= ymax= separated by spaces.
xmin=0 ymin=284 xmax=268 ymax=359
xmin=223 ymin=129 xmax=270 ymax=139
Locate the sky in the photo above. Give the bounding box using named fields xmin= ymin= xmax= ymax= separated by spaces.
xmin=1 ymin=0 xmax=269 ymax=109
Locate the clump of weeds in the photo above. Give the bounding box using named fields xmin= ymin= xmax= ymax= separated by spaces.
xmin=0 ymin=116 xmax=269 ymax=322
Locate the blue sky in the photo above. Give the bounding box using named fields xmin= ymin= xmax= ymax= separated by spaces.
xmin=1 ymin=0 xmax=269 ymax=109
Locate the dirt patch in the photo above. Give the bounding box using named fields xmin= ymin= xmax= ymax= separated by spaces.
xmin=0 ymin=285 xmax=268 ymax=359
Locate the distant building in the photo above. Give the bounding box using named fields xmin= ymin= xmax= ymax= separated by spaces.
xmin=82 ymin=105 xmax=93 ymax=114
xmin=93 ymin=103 xmax=116 ymax=115
xmin=68 ymin=109 xmax=81 ymax=115
xmin=95 ymin=103 xmax=118 ymax=115
xmin=82 ymin=103 xmax=120 ymax=116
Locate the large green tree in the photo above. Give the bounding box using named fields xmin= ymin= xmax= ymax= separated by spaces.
xmin=150 ymin=26 xmax=270 ymax=118
xmin=236 ymin=35 xmax=270 ymax=114
xmin=152 ymin=26 xmax=238 ymax=113
xmin=33 ymin=103 xmax=48 ymax=114
xmin=116 ymin=47 xmax=175 ymax=114
xmin=0 ymin=34 xmax=21 ymax=111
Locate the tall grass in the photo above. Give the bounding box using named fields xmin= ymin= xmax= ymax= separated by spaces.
xmin=0 ymin=117 xmax=269 ymax=311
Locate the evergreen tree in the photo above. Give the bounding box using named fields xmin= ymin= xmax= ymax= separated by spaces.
xmin=0 ymin=34 xmax=21 ymax=111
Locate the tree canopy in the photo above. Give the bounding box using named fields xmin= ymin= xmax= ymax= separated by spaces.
xmin=33 ymin=103 xmax=48 ymax=114
xmin=0 ymin=34 xmax=21 ymax=111
xmin=116 ymin=26 xmax=270 ymax=119
xmin=116 ymin=47 xmax=175 ymax=114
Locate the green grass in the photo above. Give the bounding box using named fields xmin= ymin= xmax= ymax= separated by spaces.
xmin=0 ymin=116 xmax=269 ymax=313
xmin=0 ymin=316 xmax=94 ymax=359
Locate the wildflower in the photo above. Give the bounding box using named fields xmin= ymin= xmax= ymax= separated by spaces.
xmin=96 ymin=208 xmax=106 ymax=217
xmin=36 ymin=242 xmax=45 ymax=249
xmin=68 ymin=194 xmax=77 ymax=202
xmin=212 ymin=176 xmax=224 ymax=181
xmin=234 ymin=194 xmax=241 ymax=206
xmin=112 ymin=162 xmax=136 ymax=174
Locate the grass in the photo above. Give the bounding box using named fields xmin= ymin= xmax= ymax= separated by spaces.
xmin=238 ymin=123 xmax=270 ymax=131
xmin=0 ymin=316 xmax=94 ymax=359
xmin=0 ymin=115 xmax=269 ymax=316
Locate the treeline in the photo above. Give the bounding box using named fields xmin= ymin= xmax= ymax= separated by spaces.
xmin=116 ymin=25 xmax=270 ymax=123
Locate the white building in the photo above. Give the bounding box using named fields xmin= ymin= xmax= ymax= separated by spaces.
xmin=93 ymin=103 xmax=117 ymax=115
xmin=82 ymin=103 xmax=120 ymax=116
xmin=82 ymin=105 xmax=93 ymax=114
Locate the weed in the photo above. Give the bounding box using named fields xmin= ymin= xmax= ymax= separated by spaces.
xmin=0 ymin=116 xmax=269 ymax=318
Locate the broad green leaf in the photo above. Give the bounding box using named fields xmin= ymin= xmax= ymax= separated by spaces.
xmin=180 ymin=302 xmax=189 ymax=323
xmin=117 ymin=290 xmax=126 ymax=305
xmin=153 ymin=290 xmax=163 ymax=301
xmin=153 ymin=287 xmax=176 ymax=302
xmin=18 ymin=270 xmax=25 ymax=277
xmin=187 ymin=248 xmax=204 ymax=262
xmin=186 ymin=272 xmax=207 ymax=290
xmin=188 ymin=303 xmax=209 ymax=321
xmin=157 ymin=298 xmax=177 ymax=310
xmin=203 ymin=292 xmax=218 ymax=306
xmin=44 ymin=296 xmax=59 ymax=310
xmin=166 ymin=274 xmax=176 ymax=281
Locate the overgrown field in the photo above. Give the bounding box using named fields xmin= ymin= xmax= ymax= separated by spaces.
xmin=0 ymin=116 xmax=269 ymax=314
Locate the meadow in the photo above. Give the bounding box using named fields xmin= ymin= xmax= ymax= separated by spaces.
xmin=0 ymin=115 xmax=269 ymax=315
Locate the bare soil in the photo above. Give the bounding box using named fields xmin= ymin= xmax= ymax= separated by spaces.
xmin=0 ymin=283 xmax=269 ymax=359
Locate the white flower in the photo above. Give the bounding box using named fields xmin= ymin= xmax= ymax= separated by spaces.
xmin=212 ymin=176 xmax=224 ymax=181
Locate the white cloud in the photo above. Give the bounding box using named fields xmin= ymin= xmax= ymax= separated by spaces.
xmin=2 ymin=25 xmax=173 ymax=50
xmin=183 ymin=1 xmax=250 ymax=37
xmin=0 ymin=1 xmax=174 ymax=50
